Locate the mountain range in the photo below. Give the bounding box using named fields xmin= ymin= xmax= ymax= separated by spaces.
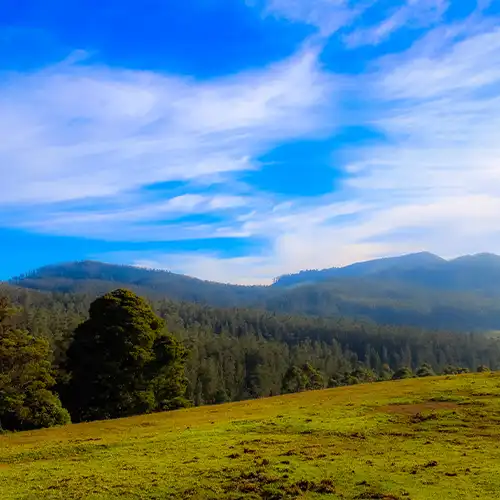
xmin=273 ymin=252 xmax=500 ymax=294
xmin=6 ymin=252 xmax=500 ymax=332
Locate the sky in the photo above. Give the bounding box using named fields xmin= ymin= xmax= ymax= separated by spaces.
xmin=1 ymin=0 xmax=500 ymax=284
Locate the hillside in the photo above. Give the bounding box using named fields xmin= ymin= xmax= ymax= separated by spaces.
xmin=4 ymin=281 xmax=500 ymax=408
xmin=272 ymin=252 xmax=447 ymax=287
xmin=273 ymin=252 xmax=500 ymax=294
xmin=8 ymin=255 xmax=500 ymax=332
xmin=2 ymin=373 xmax=500 ymax=499
xmin=9 ymin=260 xmax=269 ymax=306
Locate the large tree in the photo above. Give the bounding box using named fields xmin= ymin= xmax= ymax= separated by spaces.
xmin=0 ymin=296 xmax=70 ymax=431
xmin=65 ymin=289 xmax=188 ymax=422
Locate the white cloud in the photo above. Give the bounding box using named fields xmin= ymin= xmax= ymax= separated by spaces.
xmin=3 ymin=6 xmax=500 ymax=285
xmin=344 ymin=0 xmax=450 ymax=47
xmin=115 ymin=17 xmax=500 ymax=283
xmin=0 ymin=47 xmax=335 ymax=208
xmin=263 ymin=0 xmax=450 ymax=44
xmin=265 ymin=0 xmax=369 ymax=36
xmin=0 ymin=46 xmax=343 ymax=245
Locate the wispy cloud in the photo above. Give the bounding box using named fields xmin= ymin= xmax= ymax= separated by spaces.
xmin=264 ymin=0 xmax=370 ymax=36
xmin=2 ymin=3 xmax=500 ymax=284
xmin=344 ymin=0 xmax=450 ymax=47
xmin=119 ymin=12 xmax=500 ymax=283
xmin=0 ymin=46 xmax=338 ymax=240
xmin=263 ymin=0 xmax=450 ymax=43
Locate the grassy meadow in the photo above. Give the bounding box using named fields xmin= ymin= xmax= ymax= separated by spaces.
xmin=2 ymin=373 xmax=500 ymax=499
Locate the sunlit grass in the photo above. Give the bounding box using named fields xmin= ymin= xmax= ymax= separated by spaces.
xmin=2 ymin=373 xmax=500 ymax=499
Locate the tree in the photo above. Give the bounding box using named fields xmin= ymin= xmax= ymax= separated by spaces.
xmin=65 ymin=289 xmax=188 ymax=422
xmin=442 ymin=365 xmax=469 ymax=375
xmin=282 ymin=363 xmax=324 ymax=394
xmin=379 ymin=363 xmax=394 ymax=380
xmin=0 ymin=297 xmax=70 ymax=431
xmin=416 ymin=363 xmax=435 ymax=377
xmin=477 ymin=365 xmax=491 ymax=373
xmin=351 ymin=365 xmax=378 ymax=383
xmin=282 ymin=365 xmax=308 ymax=393
xmin=301 ymin=363 xmax=325 ymax=390
xmin=392 ymin=366 xmax=413 ymax=380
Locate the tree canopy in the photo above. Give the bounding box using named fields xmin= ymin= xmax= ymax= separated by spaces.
xmin=1 ymin=283 xmax=500 ymax=431
xmin=0 ymin=297 xmax=69 ymax=431
xmin=64 ymin=289 xmax=188 ymax=422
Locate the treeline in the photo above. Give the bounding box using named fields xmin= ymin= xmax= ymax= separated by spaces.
xmin=1 ymin=284 xmax=500 ymax=431
xmin=157 ymin=300 xmax=500 ymax=404
xmin=0 ymin=289 xmax=187 ymax=431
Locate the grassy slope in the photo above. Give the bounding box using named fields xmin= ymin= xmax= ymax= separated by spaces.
xmin=2 ymin=374 xmax=500 ymax=499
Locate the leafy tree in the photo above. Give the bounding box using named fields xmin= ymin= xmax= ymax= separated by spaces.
xmin=213 ymin=389 xmax=230 ymax=405
xmin=442 ymin=365 xmax=469 ymax=375
xmin=351 ymin=365 xmax=378 ymax=383
xmin=416 ymin=363 xmax=435 ymax=377
xmin=282 ymin=365 xmax=309 ymax=393
xmin=301 ymin=363 xmax=325 ymax=390
xmin=392 ymin=366 xmax=413 ymax=380
xmin=328 ymin=374 xmax=344 ymax=388
xmin=0 ymin=297 xmax=70 ymax=431
xmin=379 ymin=363 xmax=394 ymax=380
xmin=282 ymin=363 xmax=324 ymax=393
xmin=477 ymin=365 xmax=491 ymax=373
xmin=65 ymin=289 xmax=188 ymax=422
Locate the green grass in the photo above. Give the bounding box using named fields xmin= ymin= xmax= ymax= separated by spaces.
xmin=3 ymin=373 xmax=500 ymax=499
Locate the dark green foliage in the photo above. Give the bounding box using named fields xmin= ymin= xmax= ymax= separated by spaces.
xmin=281 ymin=364 xmax=325 ymax=393
xmin=379 ymin=363 xmax=394 ymax=380
xmin=477 ymin=365 xmax=491 ymax=373
xmin=327 ymin=365 xmax=378 ymax=387
xmin=442 ymin=365 xmax=470 ymax=375
xmin=2 ymin=284 xmax=500 ymax=411
xmin=301 ymin=363 xmax=325 ymax=390
xmin=0 ymin=296 xmax=70 ymax=431
xmin=416 ymin=363 xmax=436 ymax=377
xmin=282 ymin=365 xmax=309 ymax=393
xmin=392 ymin=366 xmax=414 ymax=380
xmin=64 ymin=289 xmax=188 ymax=422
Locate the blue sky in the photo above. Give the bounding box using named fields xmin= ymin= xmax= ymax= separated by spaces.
xmin=1 ymin=0 xmax=500 ymax=283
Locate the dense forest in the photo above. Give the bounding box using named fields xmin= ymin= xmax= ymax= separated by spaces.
xmin=1 ymin=282 xmax=499 ymax=431
xmin=11 ymin=257 xmax=500 ymax=332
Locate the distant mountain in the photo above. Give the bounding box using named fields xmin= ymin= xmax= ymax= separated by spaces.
xmin=273 ymin=252 xmax=500 ymax=295
xmin=273 ymin=252 xmax=446 ymax=287
xmin=7 ymin=253 xmax=500 ymax=332
xmin=10 ymin=260 xmax=269 ymax=307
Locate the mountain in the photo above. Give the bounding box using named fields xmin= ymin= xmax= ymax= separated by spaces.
xmin=272 ymin=252 xmax=446 ymax=287
xmin=10 ymin=260 xmax=270 ymax=307
xmin=273 ymin=252 xmax=500 ymax=295
xmin=7 ymin=253 xmax=500 ymax=332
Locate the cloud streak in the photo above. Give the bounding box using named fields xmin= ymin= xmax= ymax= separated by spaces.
xmin=0 ymin=46 xmax=339 ymax=244
xmin=122 ymin=13 xmax=500 ymax=283
xmin=0 ymin=47 xmax=335 ymax=205
xmin=1 ymin=3 xmax=500 ymax=284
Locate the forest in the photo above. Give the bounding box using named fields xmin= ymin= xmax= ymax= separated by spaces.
xmin=11 ymin=258 xmax=500 ymax=332
xmin=1 ymin=281 xmax=499 ymax=432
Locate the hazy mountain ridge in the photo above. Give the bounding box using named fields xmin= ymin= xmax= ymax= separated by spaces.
xmin=7 ymin=252 xmax=500 ymax=332
xmin=273 ymin=252 xmax=500 ymax=294
xmin=272 ymin=252 xmax=444 ymax=287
